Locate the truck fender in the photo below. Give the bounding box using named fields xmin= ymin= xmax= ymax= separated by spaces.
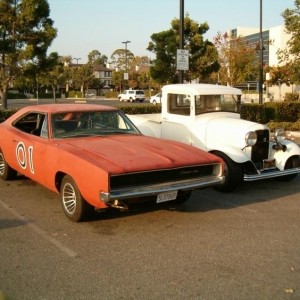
xmin=208 ymin=145 xmax=249 ymax=164
xmin=273 ymin=140 xmax=300 ymax=171
xmin=137 ymin=125 xmax=158 ymax=138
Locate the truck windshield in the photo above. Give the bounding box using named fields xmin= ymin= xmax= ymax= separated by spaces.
xmin=195 ymin=95 xmax=238 ymax=115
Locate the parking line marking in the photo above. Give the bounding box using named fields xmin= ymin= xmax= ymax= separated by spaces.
xmin=0 ymin=199 xmax=78 ymax=258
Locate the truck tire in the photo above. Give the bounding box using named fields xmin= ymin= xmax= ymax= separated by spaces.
xmin=276 ymin=155 xmax=299 ymax=181
xmin=212 ymin=152 xmax=242 ymax=192
xmin=129 ymin=98 xmax=134 ymax=102
xmin=119 ymin=97 xmax=123 ymax=102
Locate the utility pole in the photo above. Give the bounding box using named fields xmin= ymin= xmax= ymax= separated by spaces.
xmin=179 ymin=0 xmax=184 ymax=83
xmin=259 ymin=0 xmax=263 ymax=104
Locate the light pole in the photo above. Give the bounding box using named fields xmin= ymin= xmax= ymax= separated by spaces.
xmin=73 ymin=58 xmax=81 ymax=97
xmin=258 ymin=0 xmax=263 ymax=104
xmin=73 ymin=57 xmax=81 ymax=66
xmin=122 ymin=41 xmax=131 ymax=88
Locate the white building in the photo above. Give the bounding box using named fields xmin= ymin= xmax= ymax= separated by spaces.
xmin=228 ymin=25 xmax=298 ymax=101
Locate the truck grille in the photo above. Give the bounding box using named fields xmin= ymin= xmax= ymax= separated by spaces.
xmin=251 ymin=129 xmax=270 ymax=165
xmin=110 ymin=164 xmax=214 ymax=190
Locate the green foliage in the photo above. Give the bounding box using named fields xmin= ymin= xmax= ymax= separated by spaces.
xmin=279 ymin=0 xmax=300 ymax=84
xmin=284 ymin=92 xmax=299 ymax=101
xmin=240 ymin=104 xmax=266 ymax=124
xmin=7 ymin=93 xmax=27 ymax=99
xmin=241 ymin=102 xmax=300 ymax=124
xmin=115 ymin=105 xmax=162 ymax=114
xmin=0 ymin=109 xmax=18 ymax=123
xmin=0 ymin=0 xmax=57 ymax=108
xmin=147 ymin=14 xmax=219 ymax=85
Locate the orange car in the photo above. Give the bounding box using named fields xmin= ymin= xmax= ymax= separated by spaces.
xmin=0 ymin=104 xmax=224 ymax=222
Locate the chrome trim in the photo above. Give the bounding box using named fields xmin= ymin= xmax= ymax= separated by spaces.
xmin=244 ymin=167 xmax=300 ymax=181
xmin=100 ymin=175 xmax=225 ymax=203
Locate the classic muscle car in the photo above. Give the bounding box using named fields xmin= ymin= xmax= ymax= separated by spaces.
xmin=0 ymin=104 xmax=224 ymax=222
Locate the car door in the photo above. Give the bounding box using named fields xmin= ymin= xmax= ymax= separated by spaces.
xmin=8 ymin=112 xmax=49 ymax=185
xmin=161 ymin=93 xmax=192 ymax=145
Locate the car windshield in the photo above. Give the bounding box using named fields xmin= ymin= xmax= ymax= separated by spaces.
xmin=51 ymin=110 xmax=140 ymax=139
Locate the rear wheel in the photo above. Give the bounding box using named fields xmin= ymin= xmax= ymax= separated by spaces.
xmin=213 ymin=152 xmax=243 ymax=192
xmin=129 ymin=98 xmax=134 ymax=102
xmin=60 ymin=175 xmax=94 ymax=222
xmin=0 ymin=149 xmax=17 ymax=180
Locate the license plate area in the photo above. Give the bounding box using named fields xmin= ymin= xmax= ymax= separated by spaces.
xmin=263 ymin=159 xmax=276 ymax=170
xmin=157 ymin=191 xmax=178 ymax=203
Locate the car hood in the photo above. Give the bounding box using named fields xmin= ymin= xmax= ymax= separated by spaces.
xmin=195 ymin=112 xmax=268 ymax=149
xmin=56 ymin=135 xmax=221 ymax=173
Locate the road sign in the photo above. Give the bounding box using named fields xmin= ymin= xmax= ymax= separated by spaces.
xmin=176 ymin=49 xmax=189 ymax=70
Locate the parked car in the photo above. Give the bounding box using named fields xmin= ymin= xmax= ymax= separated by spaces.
xmin=150 ymin=93 xmax=162 ymax=104
xmin=128 ymin=84 xmax=300 ymax=192
xmin=0 ymin=104 xmax=224 ymax=222
xmin=118 ymin=90 xmax=145 ymax=102
xmin=85 ymin=92 xmax=95 ymax=97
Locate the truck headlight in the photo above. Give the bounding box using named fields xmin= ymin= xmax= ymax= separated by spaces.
xmin=245 ymin=131 xmax=257 ymax=146
xmin=274 ymin=128 xmax=285 ymax=144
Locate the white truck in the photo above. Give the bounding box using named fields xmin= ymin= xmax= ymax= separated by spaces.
xmin=128 ymin=84 xmax=300 ymax=192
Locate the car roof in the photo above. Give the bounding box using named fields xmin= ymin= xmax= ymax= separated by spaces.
xmin=18 ymin=104 xmax=118 ymax=114
xmin=162 ymin=84 xmax=242 ymax=95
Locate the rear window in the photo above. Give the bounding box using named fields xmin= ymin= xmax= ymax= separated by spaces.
xmin=136 ymin=91 xmax=145 ymax=95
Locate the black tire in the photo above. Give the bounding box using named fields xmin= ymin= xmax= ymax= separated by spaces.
xmin=152 ymin=100 xmax=157 ymax=105
xmin=60 ymin=175 xmax=94 ymax=222
xmin=173 ymin=190 xmax=192 ymax=204
xmin=0 ymin=149 xmax=17 ymax=180
xmin=129 ymin=98 xmax=134 ymax=103
xmin=277 ymin=156 xmax=299 ymax=181
xmin=213 ymin=152 xmax=243 ymax=192
xmin=118 ymin=97 xmax=123 ymax=102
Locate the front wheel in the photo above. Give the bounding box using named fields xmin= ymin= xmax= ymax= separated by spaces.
xmin=152 ymin=100 xmax=157 ymax=105
xmin=277 ymin=156 xmax=300 ymax=181
xmin=172 ymin=190 xmax=192 ymax=204
xmin=60 ymin=175 xmax=94 ymax=222
xmin=129 ymin=98 xmax=134 ymax=103
xmin=0 ymin=149 xmax=17 ymax=180
xmin=212 ymin=152 xmax=243 ymax=192
xmin=118 ymin=97 xmax=123 ymax=102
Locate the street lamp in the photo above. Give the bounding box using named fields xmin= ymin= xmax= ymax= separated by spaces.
xmin=73 ymin=57 xmax=81 ymax=66
xmin=258 ymin=0 xmax=263 ymax=104
xmin=122 ymin=41 xmax=131 ymax=87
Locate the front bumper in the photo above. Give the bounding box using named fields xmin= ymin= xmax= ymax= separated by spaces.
xmin=100 ymin=175 xmax=225 ymax=203
xmin=244 ymin=167 xmax=300 ymax=181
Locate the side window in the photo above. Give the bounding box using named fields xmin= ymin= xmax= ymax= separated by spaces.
xmin=40 ymin=115 xmax=48 ymax=138
xmin=167 ymin=93 xmax=191 ymax=116
xmin=13 ymin=112 xmax=46 ymax=136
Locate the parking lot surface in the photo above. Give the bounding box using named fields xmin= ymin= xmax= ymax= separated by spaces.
xmin=0 ymin=174 xmax=300 ymax=300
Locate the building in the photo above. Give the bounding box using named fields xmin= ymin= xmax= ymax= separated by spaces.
xmin=228 ymin=25 xmax=298 ymax=101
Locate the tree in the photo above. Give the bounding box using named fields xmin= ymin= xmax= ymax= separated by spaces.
xmin=110 ymin=48 xmax=134 ymax=71
xmin=0 ymin=0 xmax=57 ymax=108
xmin=279 ymin=0 xmax=300 ymax=83
xmin=147 ymin=14 xmax=220 ymax=85
xmin=213 ymin=32 xmax=258 ymax=87
xmin=88 ymin=50 xmax=108 ymax=66
xmin=71 ymin=63 xmax=94 ymax=96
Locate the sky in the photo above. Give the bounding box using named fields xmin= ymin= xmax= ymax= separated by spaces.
xmin=47 ymin=0 xmax=296 ymax=63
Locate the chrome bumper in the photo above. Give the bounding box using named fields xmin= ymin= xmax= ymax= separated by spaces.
xmin=244 ymin=167 xmax=300 ymax=181
xmin=100 ymin=175 xmax=225 ymax=203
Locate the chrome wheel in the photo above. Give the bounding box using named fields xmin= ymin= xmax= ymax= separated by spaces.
xmin=0 ymin=152 xmax=5 ymax=177
xmin=62 ymin=182 xmax=76 ymax=215
xmin=60 ymin=175 xmax=94 ymax=222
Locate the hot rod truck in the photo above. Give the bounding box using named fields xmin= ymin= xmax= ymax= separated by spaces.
xmin=128 ymin=84 xmax=300 ymax=192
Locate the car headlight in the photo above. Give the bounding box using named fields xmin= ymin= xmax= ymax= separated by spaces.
xmin=274 ymin=128 xmax=285 ymax=144
xmin=245 ymin=131 xmax=257 ymax=146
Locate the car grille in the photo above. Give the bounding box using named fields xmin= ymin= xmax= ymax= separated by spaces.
xmin=251 ymin=129 xmax=270 ymax=165
xmin=110 ymin=164 xmax=214 ymax=190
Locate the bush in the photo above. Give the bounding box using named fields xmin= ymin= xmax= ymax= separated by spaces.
xmin=0 ymin=109 xmax=18 ymax=123
xmin=116 ymin=104 xmax=161 ymax=114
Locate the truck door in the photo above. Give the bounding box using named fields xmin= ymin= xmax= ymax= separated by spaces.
xmin=161 ymin=93 xmax=192 ymax=145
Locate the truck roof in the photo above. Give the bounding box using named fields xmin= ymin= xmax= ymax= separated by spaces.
xmin=162 ymin=84 xmax=242 ymax=95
